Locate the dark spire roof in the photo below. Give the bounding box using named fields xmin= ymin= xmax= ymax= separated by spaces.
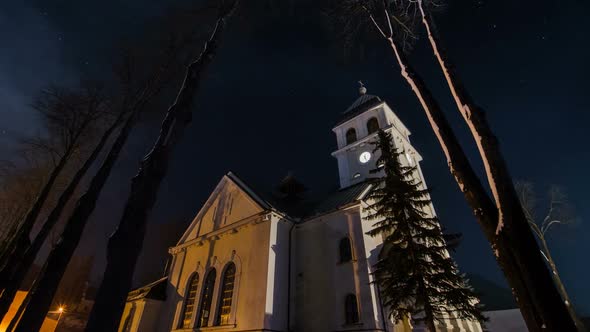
xmin=335 ymin=82 xmax=383 ymax=127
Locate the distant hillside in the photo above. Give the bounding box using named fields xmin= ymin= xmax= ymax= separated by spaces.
xmin=466 ymin=274 xmax=517 ymax=311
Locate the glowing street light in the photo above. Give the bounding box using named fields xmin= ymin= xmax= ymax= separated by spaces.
xmin=57 ymin=306 xmax=65 ymax=326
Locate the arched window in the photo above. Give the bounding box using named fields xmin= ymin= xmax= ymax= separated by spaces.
xmin=178 ymin=273 xmax=199 ymax=328
xmin=346 ymin=128 xmax=357 ymax=145
xmin=196 ymin=269 xmax=217 ymax=327
xmin=345 ymin=293 xmax=360 ymax=324
xmin=339 ymin=237 xmax=353 ymax=263
xmin=215 ymin=263 xmax=236 ymax=325
xmin=367 ymin=117 xmax=379 ymax=134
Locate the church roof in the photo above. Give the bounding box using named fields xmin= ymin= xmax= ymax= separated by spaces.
xmin=227 ymin=171 xmax=309 ymax=218
xmin=303 ymin=181 xmax=372 ymax=218
xmin=226 ymin=172 xmax=275 ymax=211
xmin=126 ymin=277 xmax=167 ymax=302
xmin=226 ymin=172 xmax=373 ymax=221
xmin=335 ymin=94 xmax=383 ymax=127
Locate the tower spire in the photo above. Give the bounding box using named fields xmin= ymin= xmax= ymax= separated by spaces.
xmin=358 ymin=80 xmax=367 ymax=95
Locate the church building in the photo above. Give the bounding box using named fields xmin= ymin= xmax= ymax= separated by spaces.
xmin=118 ymin=85 xmax=483 ymax=332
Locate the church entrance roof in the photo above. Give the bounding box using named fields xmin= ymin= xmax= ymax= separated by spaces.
xmin=229 ymin=171 xmax=373 ymax=220
xmin=126 ymin=277 xmax=168 ymax=302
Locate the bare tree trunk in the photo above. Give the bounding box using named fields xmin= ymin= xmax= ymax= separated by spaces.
xmin=539 ymin=235 xmax=585 ymax=330
xmin=0 ymin=223 xmax=21 ymax=266
xmin=4 ymin=263 xmax=44 ymax=332
xmin=417 ymin=3 xmax=578 ymax=330
xmin=0 ymin=115 xmax=123 ymax=322
xmin=0 ymin=145 xmax=74 ymax=272
xmin=5 ymin=292 xmax=27 ymax=332
xmin=85 ymin=4 xmax=237 ymax=331
xmin=13 ymin=109 xmax=139 ymax=332
xmin=362 ymin=9 xmax=543 ymax=328
xmin=383 ymin=34 xmax=539 ymax=330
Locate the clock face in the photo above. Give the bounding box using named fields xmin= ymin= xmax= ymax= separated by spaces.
xmin=359 ymin=151 xmax=371 ymax=164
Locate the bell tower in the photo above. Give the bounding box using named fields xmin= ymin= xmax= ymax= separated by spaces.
xmin=332 ymin=82 xmax=421 ymax=188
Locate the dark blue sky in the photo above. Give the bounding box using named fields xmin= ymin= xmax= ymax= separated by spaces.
xmin=1 ymin=0 xmax=588 ymax=315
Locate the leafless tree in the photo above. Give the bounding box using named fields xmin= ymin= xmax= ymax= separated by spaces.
xmin=86 ymin=2 xmax=238 ymax=330
xmin=12 ymin=4 xmax=230 ymax=331
xmin=335 ymin=1 xmax=576 ymax=330
xmin=0 ymin=84 xmax=107 ymax=272
xmin=0 ymin=157 xmax=50 ymax=250
xmin=516 ymin=181 xmax=586 ymax=331
xmin=414 ymin=0 xmax=584 ymax=329
xmin=0 ymin=85 xmax=109 ymax=323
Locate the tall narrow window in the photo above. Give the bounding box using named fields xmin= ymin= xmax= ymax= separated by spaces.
xmin=345 ymin=293 xmax=360 ymax=324
xmin=215 ymin=263 xmax=236 ymax=325
xmin=339 ymin=237 xmax=353 ymax=263
xmin=346 ymin=128 xmax=357 ymax=145
xmin=196 ymin=269 xmax=217 ymax=327
xmin=179 ymin=273 xmax=199 ymax=328
xmin=367 ymin=117 xmax=379 ymax=134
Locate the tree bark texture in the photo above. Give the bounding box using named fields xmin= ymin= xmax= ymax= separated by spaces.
xmin=0 ymin=115 xmax=122 ymax=322
xmin=382 ymin=34 xmax=542 ymax=331
xmin=13 ymin=109 xmax=139 ymax=332
xmin=0 ymin=144 xmax=74 ymax=273
xmin=417 ymin=3 xmax=578 ymax=330
xmin=539 ymin=235 xmax=585 ymax=331
xmin=85 ymin=4 xmax=237 ymax=332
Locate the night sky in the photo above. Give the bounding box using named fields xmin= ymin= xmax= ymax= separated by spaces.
xmin=1 ymin=0 xmax=589 ymax=315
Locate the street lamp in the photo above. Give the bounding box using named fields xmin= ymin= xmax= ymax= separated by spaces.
xmin=57 ymin=306 xmax=65 ymax=326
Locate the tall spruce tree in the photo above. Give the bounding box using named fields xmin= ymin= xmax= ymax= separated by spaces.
xmin=366 ymin=130 xmax=484 ymax=331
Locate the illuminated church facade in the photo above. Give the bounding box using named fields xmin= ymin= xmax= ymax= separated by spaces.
xmin=118 ymin=85 xmax=483 ymax=332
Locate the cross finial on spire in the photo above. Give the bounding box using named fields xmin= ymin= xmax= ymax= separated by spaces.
xmin=358 ymin=80 xmax=367 ymax=95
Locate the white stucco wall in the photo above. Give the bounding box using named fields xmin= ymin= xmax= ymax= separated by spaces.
xmin=292 ymin=206 xmax=387 ymax=332
xmin=160 ymin=216 xmax=272 ymax=331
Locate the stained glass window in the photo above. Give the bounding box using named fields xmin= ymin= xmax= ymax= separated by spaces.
xmin=179 ymin=273 xmax=199 ymax=328
xmin=196 ymin=269 xmax=216 ymax=327
xmin=215 ymin=263 xmax=236 ymax=325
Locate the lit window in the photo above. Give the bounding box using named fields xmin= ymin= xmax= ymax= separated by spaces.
xmin=345 ymin=293 xmax=360 ymax=324
xmin=196 ymin=269 xmax=217 ymax=327
xmin=339 ymin=237 xmax=353 ymax=263
xmin=215 ymin=263 xmax=236 ymax=325
xmin=179 ymin=273 xmax=199 ymax=328
xmin=366 ymin=117 xmax=379 ymax=134
xmin=346 ymin=128 xmax=357 ymax=145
